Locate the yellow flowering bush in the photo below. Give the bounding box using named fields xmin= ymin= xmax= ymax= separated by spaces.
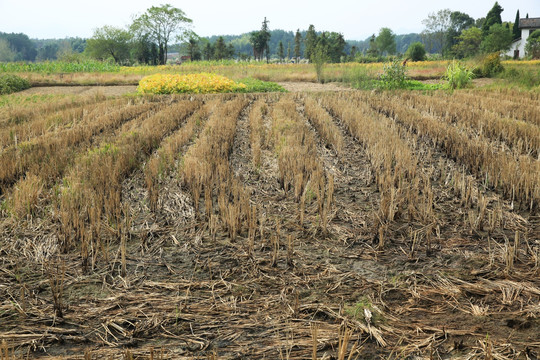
xmin=137 ymin=73 xmax=246 ymax=94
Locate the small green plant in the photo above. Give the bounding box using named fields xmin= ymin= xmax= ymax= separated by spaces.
xmin=0 ymin=74 xmax=30 ymax=95
xmin=345 ymin=296 xmax=383 ymax=324
xmin=444 ymin=61 xmax=474 ymax=89
xmin=378 ymin=59 xmax=408 ymax=89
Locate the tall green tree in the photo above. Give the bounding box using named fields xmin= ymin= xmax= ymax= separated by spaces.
xmin=0 ymin=32 xmax=37 ymax=61
xmin=203 ymin=42 xmax=213 ymax=60
xmin=446 ymin=11 xmax=475 ymax=54
xmin=249 ymin=31 xmax=264 ymax=60
xmin=367 ymin=34 xmax=379 ymax=57
xmin=286 ymin=41 xmax=291 ymax=60
xmin=452 ymin=27 xmax=482 ymax=57
xmin=214 ymin=36 xmax=227 ymax=60
xmin=422 ymin=9 xmax=452 ymax=55
xmin=0 ymin=38 xmax=16 ymax=62
xmin=376 ymin=28 xmax=396 ymax=55
xmin=250 ymin=17 xmax=271 ymax=61
xmin=86 ymin=26 xmax=131 ymax=63
xmin=186 ymin=37 xmax=201 ymax=61
xmin=261 ymin=17 xmax=271 ymax=63
xmin=327 ymin=32 xmax=346 ymax=62
xmin=481 ymin=23 xmax=512 ymax=52
xmin=36 ymin=43 xmax=59 ymax=61
xmin=513 ymin=10 xmax=521 ymax=40
xmin=482 ymin=2 xmax=504 ymax=36
xmin=350 ymin=45 xmax=357 ymax=61
xmin=131 ymin=4 xmax=193 ymax=65
xmin=304 ymin=25 xmax=318 ymax=62
xmin=227 ymin=44 xmax=235 ymax=59
xmin=278 ymin=41 xmax=284 ymax=62
xmin=132 ymin=34 xmax=158 ymax=65
xmin=294 ymin=29 xmax=302 ymax=61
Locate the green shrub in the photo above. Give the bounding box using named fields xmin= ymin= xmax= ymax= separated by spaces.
xmin=406 ymin=42 xmax=426 ymax=61
xmin=378 ymin=59 xmax=408 ymax=89
xmin=444 ymin=61 xmax=474 ymax=89
xmin=0 ymin=74 xmax=31 ymax=95
xmin=475 ymin=52 xmax=504 ymax=77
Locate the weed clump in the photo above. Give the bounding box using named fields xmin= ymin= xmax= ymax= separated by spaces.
xmin=378 ymin=59 xmax=408 ymax=90
xmin=444 ymin=61 xmax=474 ymax=89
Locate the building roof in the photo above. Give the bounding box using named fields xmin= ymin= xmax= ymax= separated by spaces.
xmin=520 ymin=18 xmax=540 ymax=29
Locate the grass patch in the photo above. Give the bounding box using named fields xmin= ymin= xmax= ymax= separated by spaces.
xmin=404 ymin=80 xmax=443 ymax=90
xmin=498 ymin=66 xmax=540 ymax=90
xmin=237 ymin=78 xmax=286 ymax=92
xmin=0 ymin=60 xmax=120 ymax=73
xmin=0 ymin=93 xmax=69 ymax=107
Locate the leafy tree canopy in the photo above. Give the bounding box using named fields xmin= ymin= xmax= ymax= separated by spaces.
xmin=406 ymin=42 xmax=426 ymax=61
xmin=480 ymin=23 xmax=512 ymax=53
xmin=85 ymin=26 xmax=131 ymax=63
xmin=376 ymin=27 xmax=396 ymax=55
xmin=0 ymin=32 xmax=37 ymax=61
xmin=131 ymin=4 xmax=192 ymax=65
xmin=452 ymin=27 xmax=482 ymax=58
xmin=422 ymin=9 xmax=452 ymax=55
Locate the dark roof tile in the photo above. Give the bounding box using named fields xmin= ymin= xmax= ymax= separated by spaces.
xmin=520 ymin=18 xmax=540 ymax=28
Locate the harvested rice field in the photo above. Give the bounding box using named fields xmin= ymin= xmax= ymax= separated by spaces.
xmin=0 ymin=89 xmax=538 ymax=359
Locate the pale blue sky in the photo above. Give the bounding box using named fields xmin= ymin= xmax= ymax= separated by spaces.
xmin=0 ymin=0 xmax=538 ymax=40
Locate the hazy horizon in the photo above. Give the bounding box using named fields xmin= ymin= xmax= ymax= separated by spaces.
xmin=1 ymin=0 xmax=538 ymax=41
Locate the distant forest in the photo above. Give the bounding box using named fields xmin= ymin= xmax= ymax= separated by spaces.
xmin=0 ymin=29 xmax=421 ymax=63
xmin=202 ymin=30 xmax=422 ymax=58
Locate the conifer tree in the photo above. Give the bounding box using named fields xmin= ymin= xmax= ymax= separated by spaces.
xmin=513 ymin=10 xmax=521 ymax=40
xmin=305 ymin=25 xmax=318 ymax=62
xmin=214 ymin=36 xmax=227 ymax=60
xmin=482 ymin=2 xmax=504 ymax=36
xmin=294 ymin=29 xmax=302 ymax=62
xmin=287 ymin=41 xmax=291 ymax=60
xmin=278 ymin=41 xmax=284 ymax=62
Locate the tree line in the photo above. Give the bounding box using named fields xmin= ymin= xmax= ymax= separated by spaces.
xmin=0 ymin=2 xmax=537 ymax=64
xmin=421 ymin=2 xmax=537 ymax=59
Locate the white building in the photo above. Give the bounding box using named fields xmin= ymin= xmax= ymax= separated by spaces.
xmin=506 ymin=17 xmax=540 ymax=59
